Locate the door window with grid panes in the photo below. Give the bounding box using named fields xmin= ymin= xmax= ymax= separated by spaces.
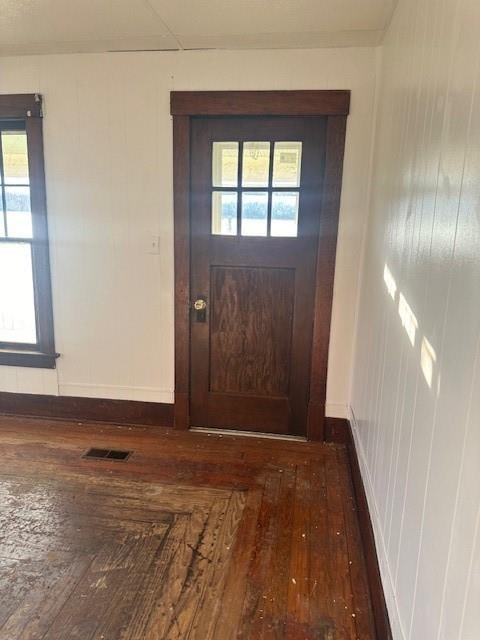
xmin=211 ymin=141 xmax=302 ymax=237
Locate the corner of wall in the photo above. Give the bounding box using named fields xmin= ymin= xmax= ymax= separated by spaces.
xmin=348 ymin=40 xmax=384 ymax=411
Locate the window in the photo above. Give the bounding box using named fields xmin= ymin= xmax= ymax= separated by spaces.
xmin=211 ymin=140 xmax=302 ymax=237
xmin=0 ymin=94 xmax=56 ymax=368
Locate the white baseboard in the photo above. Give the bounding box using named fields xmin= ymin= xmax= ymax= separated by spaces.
xmin=57 ymin=383 xmax=174 ymax=403
xmin=325 ymin=402 xmax=350 ymax=419
xmin=0 ymin=369 xmax=174 ymax=404
xmin=0 ymin=366 xmax=59 ymax=396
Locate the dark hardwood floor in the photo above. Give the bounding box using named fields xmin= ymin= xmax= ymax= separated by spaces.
xmin=0 ymin=415 xmax=375 ymax=639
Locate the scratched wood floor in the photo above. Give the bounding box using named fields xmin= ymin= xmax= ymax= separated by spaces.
xmin=0 ymin=416 xmax=375 ymax=640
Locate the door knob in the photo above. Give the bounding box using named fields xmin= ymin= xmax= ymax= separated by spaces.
xmin=193 ymin=297 xmax=207 ymax=322
xmin=193 ymin=298 xmax=207 ymax=311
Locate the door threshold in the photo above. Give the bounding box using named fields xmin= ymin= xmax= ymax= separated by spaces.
xmin=190 ymin=427 xmax=307 ymax=442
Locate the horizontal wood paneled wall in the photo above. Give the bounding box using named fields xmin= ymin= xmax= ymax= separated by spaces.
xmin=0 ymin=392 xmax=174 ymax=427
xmin=325 ymin=417 xmax=392 ymax=640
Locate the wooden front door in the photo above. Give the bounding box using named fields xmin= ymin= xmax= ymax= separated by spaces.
xmin=189 ymin=116 xmax=327 ymax=436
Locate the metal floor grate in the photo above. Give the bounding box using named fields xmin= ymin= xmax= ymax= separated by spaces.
xmin=82 ymin=448 xmax=132 ymax=461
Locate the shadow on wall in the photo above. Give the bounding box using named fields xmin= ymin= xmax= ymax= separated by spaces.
xmin=383 ymin=264 xmax=440 ymax=393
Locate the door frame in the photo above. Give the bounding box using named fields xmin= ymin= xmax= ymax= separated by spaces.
xmin=171 ymin=90 xmax=350 ymax=441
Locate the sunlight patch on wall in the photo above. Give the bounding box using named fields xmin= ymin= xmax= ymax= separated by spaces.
xmin=382 ymin=264 xmax=439 ymax=392
xmin=421 ymin=336 xmax=437 ymax=388
xmin=398 ymin=293 xmax=418 ymax=347
xmin=383 ymin=264 xmax=397 ymax=300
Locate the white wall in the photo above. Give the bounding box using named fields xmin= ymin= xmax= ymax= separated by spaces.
xmin=0 ymin=48 xmax=377 ymax=415
xmin=351 ymin=0 xmax=480 ymax=638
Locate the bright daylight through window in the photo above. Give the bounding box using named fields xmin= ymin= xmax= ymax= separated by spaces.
xmin=211 ymin=140 xmax=302 ymax=237
xmin=0 ymin=95 xmax=56 ymax=368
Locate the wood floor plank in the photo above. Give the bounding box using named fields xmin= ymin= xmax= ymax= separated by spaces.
xmin=191 ymin=490 xmax=246 ymax=639
xmin=211 ymin=486 xmax=265 ymax=639
xmin=0 ymin=555 xmax=91 ymax=640
xmin=0 ymin=415 xmax=375 ymax=640
xmin=324 ymin=448 xmax=358 ymax=640
xmin=148 ymin=499 xmax=232 ymax=639
xmin=308 ymin=458 xmax=337 ymax=638
xmin=286 ymin=463 xmax=311 ymax=638
xmin=122 ymin=514 xmax=192 ymax=640
xmin=237 ymin=470 xmax=284 ymax=639
xmin=248 ymin=465 xmax=297 ymax=639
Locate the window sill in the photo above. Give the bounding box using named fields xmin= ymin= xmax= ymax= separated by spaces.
xmin=0 ymin=350 xmax=58 ymax=369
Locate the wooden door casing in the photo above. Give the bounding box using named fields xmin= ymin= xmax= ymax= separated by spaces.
xmin=171 ymin=91 xmax=349 ymax=441
xmin=190 ymin=117 xmax=325 ymax=436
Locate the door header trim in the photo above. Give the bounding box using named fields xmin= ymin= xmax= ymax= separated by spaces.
xmin=170 ymin=90 xmax=350 ymax=117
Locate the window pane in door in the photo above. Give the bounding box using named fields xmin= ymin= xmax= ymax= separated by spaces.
xmin=272 ymin=142 xmax=302 ymax=187
xmin=1 ymin=131 xmax=30 ymax=184
xmin=271 ymin=192 xmax=299 ymax=237
xmin=241 ymin=192 xmax=268 ymax=236
xmin=0 ymin=243 xmax=37 ymax=344
xmin=212 ymin=191 xmax=238 ymax=235
xmin=212 ymin=142 xmax=239 ymax=187
xmin=242 ymin=142 xmax=270 ymax=187
xmin=5 ymin=186 xmax=33 ymax=238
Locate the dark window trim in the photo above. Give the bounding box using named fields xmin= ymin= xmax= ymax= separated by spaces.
xmin=0 ymin=94 xmax=57 ymax=369
xmin=0 ymin=350 xmax=56 ymax=368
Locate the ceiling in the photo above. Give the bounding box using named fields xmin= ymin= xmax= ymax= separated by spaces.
xmin=0 ymin=0 xmax=396 ymax=56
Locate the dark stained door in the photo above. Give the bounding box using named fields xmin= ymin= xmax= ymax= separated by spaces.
xmin=190 ymin=117 xmax=326 ymax=436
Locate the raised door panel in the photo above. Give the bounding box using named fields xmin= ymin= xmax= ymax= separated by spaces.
xmin=210 ymin=266 xmax=294 ymax=397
